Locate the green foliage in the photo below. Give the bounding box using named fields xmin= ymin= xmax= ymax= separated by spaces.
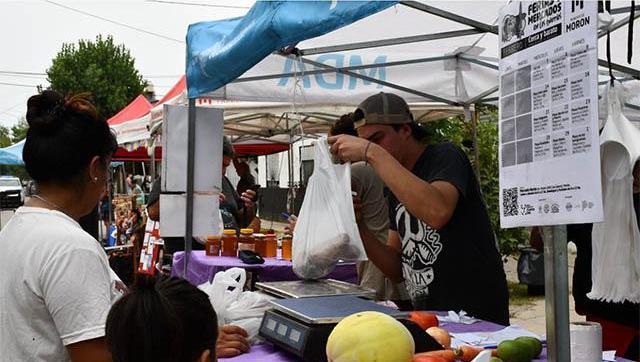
xmin=0 ymin=125 xmax=12 ymax=148
xmin=422 ymin=105 xmax=529 ymax=256
xmin=10 ymin=118 xmax=28 ymax=143
xmin=47 ymin=34 xmax=146 ymax=119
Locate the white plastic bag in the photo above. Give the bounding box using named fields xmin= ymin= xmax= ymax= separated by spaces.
xmin=292 ymin=137 xmax=367 ymax=279
xmin=198 ymin=268 xmax=274 ymax=342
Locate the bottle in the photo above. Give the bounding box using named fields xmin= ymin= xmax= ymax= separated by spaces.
xmin=281 ymin=234 xmax=293 ymax=261
xmin=238 ymin=228 xmax=255 ymax=252
xmin=221 ymin=229 xmax=238 ymax=257
xmin=264 ymin=233 xmax=277 ymax=258
xmin=205 ymin=235 xmax=221 ymax=257
xmin=253 ymin=233 xmax=266 ymax=256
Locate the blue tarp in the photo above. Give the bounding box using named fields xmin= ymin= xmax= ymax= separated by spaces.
xmin=186 ymin=0 xmax=397 ymax=98
xmin=0 ymin=140 xmax=24 ymax=165
xmin=0 ymin=140 xmax=127 ymax=167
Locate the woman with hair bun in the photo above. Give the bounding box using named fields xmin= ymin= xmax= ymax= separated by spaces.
xmin=106 ymin=276 xmax=219 ymax=362
xmin=0 ymin=90 xmax=122 ymax=361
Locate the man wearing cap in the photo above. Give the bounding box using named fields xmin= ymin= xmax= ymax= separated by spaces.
xmin=329 ymin=92 xmax=509 ymax=325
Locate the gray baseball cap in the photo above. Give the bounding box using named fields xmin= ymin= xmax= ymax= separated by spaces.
xmin=353 ymin=92 xmax=414 ymax=129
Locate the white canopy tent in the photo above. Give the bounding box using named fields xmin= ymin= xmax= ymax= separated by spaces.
xmin=177 ymin=2 xmax=640 ymax=360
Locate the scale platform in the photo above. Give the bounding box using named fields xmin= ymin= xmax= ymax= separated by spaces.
xmin=259 ymin=295 xmax=409 ymax=361
xmin=255 ymin=278 xmax=376 ymax=299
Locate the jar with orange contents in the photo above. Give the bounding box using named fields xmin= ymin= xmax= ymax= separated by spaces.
xmin=221 ymin=229 xmax=238 ymax=257
xmin=253 ymin=233 xmax=266 ymax=256
xmin=205 ymin=235 xmax=221 ymax=256
xmin=281 ymin=234 xmax=292 ymax=261
xmin=264 ymin=233 xmax=277 ymax=258
xmin=238 ymin=228 xmax=255 ymax=252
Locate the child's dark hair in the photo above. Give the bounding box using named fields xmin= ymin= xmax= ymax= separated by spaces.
xmin=23 ymin=90 xmax=117 ymax=185
xmin=106 ymin=276 xmax=218 ymax=362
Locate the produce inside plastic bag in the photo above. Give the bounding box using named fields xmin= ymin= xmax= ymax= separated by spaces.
xmin=292 ymin=138 xmax=367 ymax=279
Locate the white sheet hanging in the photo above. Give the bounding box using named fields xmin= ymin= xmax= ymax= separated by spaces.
xmin=590 ymin=84 xmax=640 ymax=303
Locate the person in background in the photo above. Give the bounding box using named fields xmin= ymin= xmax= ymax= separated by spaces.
xmin=328 ymin=113 xmax=410 ymax=306
xmin=530 ymin=161 xmax=640 ymax=360
xmin=0 ymin=90 xmax=123 ymax=361
xmin=106 ymin=276 xmax=220 ymax=362
xmin=131 ymin=178 xmax=145 ymax=208
xmin=220 ymin=137 xmax=257 ymax=231
xmin=234 ymin=159 xmax=256 ymax=196
xmin=329 ymin=92 xmax=509 ymax=325
xmin=125 ymin=174 xmax=133 ymax=195
xmin=99 ymin=190 xmax=111 ymax=243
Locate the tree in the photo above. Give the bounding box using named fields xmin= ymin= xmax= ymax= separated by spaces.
xmin=423 ymin=106 xmax=529 ymax=257
xmin=47 ymin=34 xmax=146 ymax=119
xmin=10 ymin=118 xmax=29 ymax=143
xmin=0 ymin=125 xmax=12 ymax=148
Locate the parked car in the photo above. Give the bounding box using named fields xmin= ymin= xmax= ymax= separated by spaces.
xmin=0 ymin=176 xmax=25 ymax=208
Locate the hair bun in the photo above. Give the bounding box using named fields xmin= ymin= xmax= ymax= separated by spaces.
xmin=26 ymin=90 xmax=65 ymax=132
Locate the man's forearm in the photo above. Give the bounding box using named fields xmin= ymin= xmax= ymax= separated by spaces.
xmin=358 ymin=225 xmax=403 ymax=283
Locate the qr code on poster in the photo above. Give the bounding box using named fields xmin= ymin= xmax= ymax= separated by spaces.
xmin=503 ymin=187 xmax=519 ymax=217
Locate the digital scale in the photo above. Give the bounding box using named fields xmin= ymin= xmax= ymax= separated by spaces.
xmin=256 ymin=280 xmax=441 ymax=361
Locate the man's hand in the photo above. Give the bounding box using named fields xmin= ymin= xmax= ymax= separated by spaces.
xmin=217 ymin=325 xmax=250 ymax=358
xmin=328 ymin=135 xmax=372 ymax=163
xmin=219 ymin=192 xmax=226 ymax=204
xmin=240 ymin=189 xmax=257 ymax=210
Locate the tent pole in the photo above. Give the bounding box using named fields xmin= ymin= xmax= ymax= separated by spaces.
xmin=183 ymin=98 xmax=196 ymax=278
xmin=541 ymin=225 xmax=571 ymax=361
xmin=287 ymin=125 xmax=294 ymax=214
xmin=399 ymin=1 xmax=498 ymax=34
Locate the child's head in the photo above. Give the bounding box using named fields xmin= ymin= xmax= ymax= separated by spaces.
xmin=106 ymin=276 xmax=218 ymax=362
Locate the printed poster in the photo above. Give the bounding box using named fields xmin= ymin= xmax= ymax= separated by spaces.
xmin=499 ymin=1 xmax=603 ymax=228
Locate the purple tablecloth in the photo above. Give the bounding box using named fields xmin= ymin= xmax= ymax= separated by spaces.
xmin=172 ymin=251 xmax=358 ymax=286
xmin=219 ymin=315 xmax=632 ymax=361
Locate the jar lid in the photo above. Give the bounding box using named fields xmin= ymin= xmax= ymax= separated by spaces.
xmin=207 ymin=235 xmax=221 ymax=240
xmin=240 ymin=228 xmax=254 ymax=234
xmin=253 ymin=233 xmax=265 ymax=238
xmin=223 ymin=229 xmax=237 ymax=235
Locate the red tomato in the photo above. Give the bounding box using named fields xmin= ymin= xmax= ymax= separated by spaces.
xmin=408 ymin=311 xmax=439 ymax=330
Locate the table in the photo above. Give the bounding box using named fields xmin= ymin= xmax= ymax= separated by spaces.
xmin=172 ymin=251 xmax=358 ymax=286
xmin=219 ymin=316 xmax=632 ymax=361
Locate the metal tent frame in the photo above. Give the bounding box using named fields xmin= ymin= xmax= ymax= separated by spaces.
xmin=181 ymin=3 xmax=640 ymax=360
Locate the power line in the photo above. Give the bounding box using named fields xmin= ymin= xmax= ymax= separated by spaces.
xmin=146 ymin=0 xmax=250 ymax=9
xmin=0 ymin=82 xmax=40 ymax=88
xmin=0 ymin=70 xmax=46 ymax=76
xmin=43 ymin=0 xmax=185 ymax=44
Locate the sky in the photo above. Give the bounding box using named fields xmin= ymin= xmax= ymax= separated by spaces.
xmin=0 ymin=0 xmax=253 ymax=129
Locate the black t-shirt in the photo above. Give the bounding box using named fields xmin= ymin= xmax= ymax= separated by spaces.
xmin=388 ymin=142 xmax=509 ymax=325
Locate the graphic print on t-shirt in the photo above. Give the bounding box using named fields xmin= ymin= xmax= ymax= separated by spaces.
xmin=395 ymin=204 xmax=442 ymax=298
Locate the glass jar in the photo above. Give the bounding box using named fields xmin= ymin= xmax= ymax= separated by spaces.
xmin=205 ymin=235 xmax=221 ymax=257
xmin=253 ymin=233 xmax=266 ymax=256
xmin=221 ymin=229 xmax=238 ymax=257
xmin=264 ymin=233 xmax=277 ymax=258
xmin=238 ymin=228 xmax=255 ymax=252
xmin=281 ymin=234 xmax=293 ymax=261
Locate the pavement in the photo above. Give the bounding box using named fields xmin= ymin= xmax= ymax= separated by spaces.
xmin=505 ymin=243 xmax=585 ymax=336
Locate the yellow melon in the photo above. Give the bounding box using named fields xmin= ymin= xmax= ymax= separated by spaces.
xmin=326 ymin=311 xmax=415 ymax=362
